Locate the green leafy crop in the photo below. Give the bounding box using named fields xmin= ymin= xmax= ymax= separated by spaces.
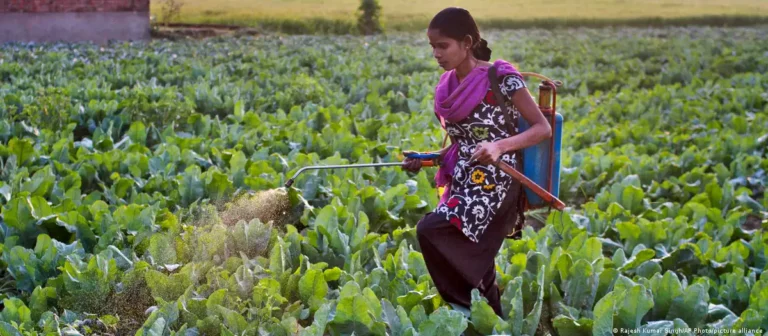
xmin=0 ymin=25 xmax=766 ymax=335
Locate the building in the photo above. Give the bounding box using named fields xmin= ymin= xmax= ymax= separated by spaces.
xmin=1 ymin=0 xmax=151 ymax=44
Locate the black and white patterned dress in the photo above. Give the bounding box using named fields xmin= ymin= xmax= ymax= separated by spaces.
xmin=435 ymin=73 xmax=528 ymax=243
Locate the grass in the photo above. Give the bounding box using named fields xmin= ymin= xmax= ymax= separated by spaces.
xmin=150 ymin=0 xmax=768 ymax=34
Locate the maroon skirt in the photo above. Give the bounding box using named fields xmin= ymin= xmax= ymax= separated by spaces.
xmin=416 ymin=177 xmax=526 ymax=316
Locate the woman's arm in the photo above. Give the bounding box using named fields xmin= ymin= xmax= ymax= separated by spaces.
xmin=433 ymin=143 xmax=452 ymax=158
xmin=469 ymin=89 xmax=552 ymax=165
xmin=496 ymin=89 xmax=552 ymax=153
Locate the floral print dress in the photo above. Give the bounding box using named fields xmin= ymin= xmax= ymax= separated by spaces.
xmin=435 ymin=73 xmax=528 ymax=243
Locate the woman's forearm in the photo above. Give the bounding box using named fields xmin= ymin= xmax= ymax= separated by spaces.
xmin=430 ymin=140 xmax=453 ymax=156
xmin=498 ymin=122 xmax=552 ymax=153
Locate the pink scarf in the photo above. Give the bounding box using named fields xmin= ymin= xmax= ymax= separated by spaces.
xmin=433 ymin=59 xmax=522 ymax=205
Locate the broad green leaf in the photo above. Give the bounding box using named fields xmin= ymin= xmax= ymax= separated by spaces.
xmin=407 ymin=251 xmax=428 ymax=279
xmin=330 ymin=281 xmax=375 ymax=335
xmin=621 ymin=185 xmax=645 ymax=214
xmin=3 ymin=197 xmax=37 ymax=235
xmin=0 ymin=321 xmax=24 ymax=336
xmin=666 ymin=283 xmax=709 ymax=328
xmin=501 ymin=277 xmax=524 ymax=336
xmin=128 ymin=121 xmax=148 ymax=145
xmin=660 ymin=245 xmax=700 ymax=275
xmin=523 ymin=264 xmax=546 ymax=336
xmin=396 ymin=291 xmax=424 ymax=315
xmin=409 ymin=305 xmax=428 ymax=331
xmin=381 ymin=299 xmax=404 ymax=336
xmin=0 ymin=298 xmax=32 ymax=327
xmin=469 ymin=289 xmax=502 ymax=335
xmin=596 ymin=268 xmax=619 ymax=302
xmin=619 ymin=249 xmax=655 ymax=271
xmin=21 ymin=165 xmax=55 ymax=197
xmin=418 ymin=306 xmax=467 ymax=336
xmin=706 ymin=304 xmax=738 ymax=330
xmin=299 ymin=269 xmax=328 ymax=313
xmin=630 ymin=320 xmax=673 ymax=336
xmin=9 ymin=138 xmax=36 ymax=166
xmin=615 ymin=285 xmax=654 ymax=330
xmin=324 ymin=267 xmax=342 ymax=282
xmin=636 ymin=260 xmax=662 ymax=278
xmin=553 ymin=316 xmax=593 ymax=336
xmin=592 ymin=291 xmax=616 ymax=336
xmin=28 ymin=286 xmax=56 ymax=322
xmin=564 ymin=259 xmax=597 ymax=311
xmin=0 ymin=182 xmax=11 ymax=202
xmin=300 ymin=302 xmax=331 ymax=336
xmin=671 ymin=318 xmax=693 ymax=336
xmin=649 ymin=271 xmax=683 ymax=320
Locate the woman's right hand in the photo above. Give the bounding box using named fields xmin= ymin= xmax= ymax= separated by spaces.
xmin=401 ymin=150 xmax=423 ymax=173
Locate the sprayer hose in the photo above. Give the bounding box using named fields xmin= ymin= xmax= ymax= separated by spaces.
xmin=520 ymin=72 xmax=563 ymax=87
xmin=286 ymin=162 xmax=405 ymax=187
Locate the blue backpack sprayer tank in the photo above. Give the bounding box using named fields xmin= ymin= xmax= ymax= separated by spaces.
xmin=516 ymin=72 xmax=564 ymax=210
xmin=479 ymin=67 xmax=564 ymax=211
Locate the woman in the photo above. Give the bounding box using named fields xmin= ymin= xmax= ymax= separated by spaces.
xmin=402 ymin=7 xmax=552 ymax=317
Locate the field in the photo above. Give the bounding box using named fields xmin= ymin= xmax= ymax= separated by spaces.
xmin=149 ymin=0 xmax=768 ymax=33
xmin=1 ymin=25 xmax=768 ymax=335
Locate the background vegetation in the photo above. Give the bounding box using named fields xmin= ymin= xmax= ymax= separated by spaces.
xmin=149 ymin=0 xmax=768 ymax=34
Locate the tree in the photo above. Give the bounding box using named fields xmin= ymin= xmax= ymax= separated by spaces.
xmin=357 ymin=0 xmax=383 ymax=35
xmin=159 ymin=0 xmax=185 ymax=26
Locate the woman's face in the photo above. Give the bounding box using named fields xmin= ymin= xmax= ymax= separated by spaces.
xmin=427 ymin=29 xmax=469 ymax=71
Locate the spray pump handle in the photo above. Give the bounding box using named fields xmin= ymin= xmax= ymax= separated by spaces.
xmin=404 ymin=152 xmax=441 ymax=160
xmin=403 ymin=152 xmax=438 ymax=167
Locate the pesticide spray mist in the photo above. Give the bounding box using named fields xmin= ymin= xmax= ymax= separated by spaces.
xmin=220 ymin=187 xmax=305 ymax=228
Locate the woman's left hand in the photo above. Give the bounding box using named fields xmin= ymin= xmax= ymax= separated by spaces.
xmin=469 ymin=141 xmax=505 ymax=166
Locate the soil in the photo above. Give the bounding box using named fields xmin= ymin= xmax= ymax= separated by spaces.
xmin=525 ymin=216 xmax=547 ymax=232
xmin=743 ymin=213 xmax=765 ymax=231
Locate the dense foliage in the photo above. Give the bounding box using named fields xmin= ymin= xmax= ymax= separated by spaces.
xmin=0 ymin=26 xmax=767 ymax=335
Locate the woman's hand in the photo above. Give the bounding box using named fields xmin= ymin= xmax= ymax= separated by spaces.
xmin=401 ymin=148 xmax=448 ymax=173
xmin=401 ymin=150 xmax=424 ymax=173
xmin=469 ymin=141 xmax=505 ymax=166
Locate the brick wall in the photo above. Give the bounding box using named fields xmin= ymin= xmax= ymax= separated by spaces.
xmin=1 ymin=0 xmax=150 ymax=13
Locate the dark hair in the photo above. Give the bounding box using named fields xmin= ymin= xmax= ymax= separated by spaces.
xmin=428 ymin=7 xmax=492 ymax=61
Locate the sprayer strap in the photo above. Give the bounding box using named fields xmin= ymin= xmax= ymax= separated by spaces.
xmin=488 ymin=66 xmax=517 ymax=137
